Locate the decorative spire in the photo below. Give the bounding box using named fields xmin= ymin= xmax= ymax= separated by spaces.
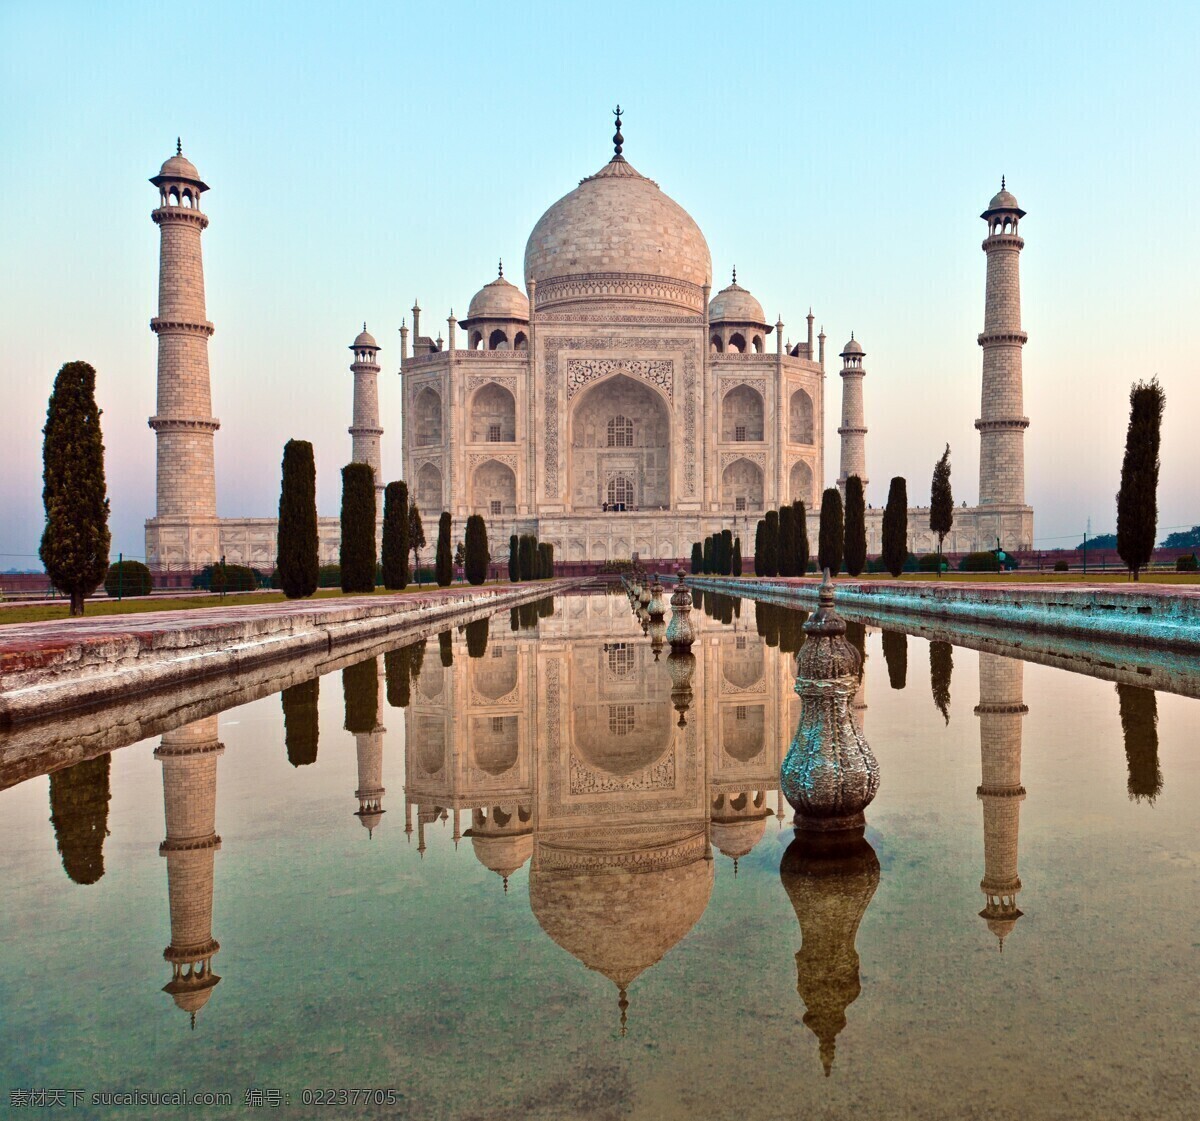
xmin=503 ymin=876 xmax=509 ymax=894
xmin=362 ymin=321 xmax=367 ymax=332
xmin=732 ymin=266 xmax=737 ymax=285
xmin=1001 ymin=174 xmax=1006 ymax=190
xmin=850 ymin=330 xmax=854 ymax=341
xmin=612 ymin=105 xmax=624 ymax=160
xmin=618 ymin=987 xmax=629 ymax=1037
xmin=498 ymin=258 xmax=504 ymax=278
xmin=176 ymin=137 xmax=182 ymax=156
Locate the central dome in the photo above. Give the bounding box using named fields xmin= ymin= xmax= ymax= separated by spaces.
xmin=524 ymin=155 xmax=712 ymax=314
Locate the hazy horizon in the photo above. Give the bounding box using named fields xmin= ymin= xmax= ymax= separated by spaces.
xmin=3 ymin=1 xmax=1197 ymax=567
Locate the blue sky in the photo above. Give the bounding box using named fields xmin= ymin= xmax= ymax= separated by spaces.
xmin=2 ymin=0 xmax=1197 ymax=563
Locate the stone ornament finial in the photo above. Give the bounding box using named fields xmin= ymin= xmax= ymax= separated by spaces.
xmin=612 ymin=104 xmax=624 ymax=159
xmin=732 ymin=266 xmax=737 ymax=284
xmin=498 ymin=258 xmax=503 ymax=278
xmin=176 ymin=137 xmax=182 ymax=156
xmin=780 ymin=570 xmax=880 ymax=832
xmin=1001 ymin=174 xmax=1006 ymax=190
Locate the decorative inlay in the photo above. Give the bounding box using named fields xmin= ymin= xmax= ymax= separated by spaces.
xmin=468 ymin=452 xmax=518 ymax=471
xmin=566 ymin=357 xmax=674 ymax=402
xmin=467 ymin=374 xmax=518 ymax=394
xmin=719 ymin=376 xmax=768 ymax=396
xmin=719 ymin=450 xmax=767 ymax=472
xmin=568 ymin=750 xmax=675 ymax=794
xmin=535 ymin=271 xmax=704 ymax=313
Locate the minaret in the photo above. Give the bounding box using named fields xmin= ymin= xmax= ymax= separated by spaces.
xmin=975 ymin=653 xmax=1027 ymax=950
xmin=146 ymin=142 xmax=220 ymax=567
xmin=348 ymin=324 xmax=384 ymax=510
xmin=976 ymin=180 xmax=1031 ymax=544
xmin=836 ymin=334 xmax=868 ymax=499
xmin=156 ymin=716 xmax=223 ymax=1026
xmin=354 ymin=658 xmax=387 ymax=836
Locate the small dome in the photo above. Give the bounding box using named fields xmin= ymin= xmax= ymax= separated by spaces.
xmin=352 ymin=325 xmax=377 ymax=348
xmin=710 ymin=814 xmax=769 ymax=860
xmin=470 ymin=832 xmax=533 ymax=880
xmin=151 ymin=144 xmax=208 ymax=191
xmin=841 ymin=336 xmax=863 ymax=356
xmin=708 ymin=278 xmax=767 ymax=326
xmin=465 ymin=273 xmax=530 ymax=322
xmin=988 ymin=187 xmax=1019 ymax=211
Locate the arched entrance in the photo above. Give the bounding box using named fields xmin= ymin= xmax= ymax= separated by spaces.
xmin=569 ymin=374 xmax=670 ymax=511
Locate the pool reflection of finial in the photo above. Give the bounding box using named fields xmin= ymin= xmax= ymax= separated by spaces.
xmin=780 ymin=569 xmax=879 ymax=833
xmin=665 ymin=567 xmax=696 ymax=654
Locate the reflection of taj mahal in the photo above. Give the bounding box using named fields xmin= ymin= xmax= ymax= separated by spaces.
xmin=144 ymin=114 xmax=1032 ymax=567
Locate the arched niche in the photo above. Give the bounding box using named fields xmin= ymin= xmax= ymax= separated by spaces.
xmin=416 ymin=461 xmax=442 ymax=513
xmin=413 ymin=714 xmax=446 ymax=774
xmin=470 ymin=382 xmax=516 ymax=443
xmin=471 ymin=644 xmax=518 ymax=700
xmin=721 ymin=641 xmax=765 ymax=689
xmin=721 ymin=384 xmax=765 ymax=442
xmin=789 ymin=388 xmax=814 ymax=444
xmin=414 ymin=387 xmax=443 ymax=446
xmin=789 ymin=460 xmax=814 ymax=506
xmin=472 ymin=459 xmax=516 ymax=516
xmin=569 ymin=373 xmax=670 ymax=511
xmin=721 ymin=457 xmax=764 ymax=512
xmin=488 ymin=328 xmax=509 ymax=351
xmin=720 ymin=703 xmax=766 ymax=763
xmin=468 ymin=714 xmax=519 ymax=776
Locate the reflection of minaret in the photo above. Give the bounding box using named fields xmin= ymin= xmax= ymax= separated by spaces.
xmin=975 ymin=653 xmax=1027 ymax=949
xmin=156 ymin=716 xmax=223 ymax=1027
xmin=353 ymin=658 xmax=386 ymax=836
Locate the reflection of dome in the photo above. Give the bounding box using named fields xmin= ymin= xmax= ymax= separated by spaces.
xmin=572 ymin=704 xmax=672 ymax=775
xmin=471 ymin=832 xmax=533 ymax=882
xmin=708 ymin=279 xmax=766 ymax=326
xmin=710 ymin=815 xmax=768 ymax=860
xmin=466 ymin=272 xmax=530 ymax=322
xmin=530 ymin=830 xmax=712 ymax=989
xmin=524 ymin=155 xmax=711 ymax=313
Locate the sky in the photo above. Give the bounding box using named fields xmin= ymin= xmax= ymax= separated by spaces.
xmin=2 ymin=0 xmax=1197 ymax=566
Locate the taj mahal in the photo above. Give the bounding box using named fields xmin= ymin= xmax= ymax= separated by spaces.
xmin=144 ymin=113 xmax=1033 ymax=569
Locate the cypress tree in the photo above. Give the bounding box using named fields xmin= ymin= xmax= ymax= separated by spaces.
xmin=276 ymin=439 xmax=319 ymax=599
xmin=779 ymin=506 xmax=796 ymax=576
xmin=882 ymin=476 xmax=908 ymax=578
xmin=732 ymin=536 xmax=742 ymax=576
xmin=1116 ymin=683 xmax=1162 ymax=802
xmin=763 ymin=510 xmax=780 ymax=577
xmin=691 ymin=541 xmax=703 ymax=574
xmin=881 ymin=629 xmax=907 ymax=690
xmin=703 ymin=535 xmax=714 ymax=574
xmin=792 ymin=500 xmax=810 ymax=576
xmin=48 ymin=754 xmax=111 ymax=884
xmin=929 ymin=444 xmax=953 ymax=577
xmin=384 ymin=646 xmax=411 ymax=708
xmin=343 ymin=657 xmax=378 ymax=733
xmin=282 ymin=679 xmax=320 ymax=765
xmin=435 ymin=511 xmax=453 ymax=586
xmin=1116 ymin=377 xmax=1166 ymax=581
xmin=844 ymin=475 xmax=867 ymax=577
xmin=339 ymin=463 xmax=377 ymax=593
xmin=720 ymin=529 xmax=733 ymax=576
xmin=517 ymin=534 xmax=533 ymax=581
xmin=930 ymin=640 xmax=953 ymax=725
xmin=465 ymin=514 xmax=489 ymax=585
xmin=408 ymin=503 xmax=426 ymax=583
xmin=465 ymin=616 xmax=489 ymax=658
xmin=754 ymin=520 xmax=766 ymax=576
xmin=40 ymin=360 xmax=111 ymax=615
xmin=818 ymin=488 xmax=844 ymax=575
xmin=508 ymin=534 xmax=520 ymax=582
xmin=381 ymin=480 xmax=410 ymax=590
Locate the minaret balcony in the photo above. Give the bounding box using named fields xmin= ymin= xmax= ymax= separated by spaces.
xmin=977 ymin=329 xmax=1028 ymax=347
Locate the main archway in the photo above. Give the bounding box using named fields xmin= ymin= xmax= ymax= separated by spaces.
xmin=569 ymin=374 xmax=671 ymax=511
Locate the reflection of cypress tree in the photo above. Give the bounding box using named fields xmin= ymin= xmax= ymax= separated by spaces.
xmin=692 ymin=588 xmax=705 ymax=614
xmin=343 ymin=658 xmax=378 ymax=733
xmin=48 ymin=754 xmax=111 ymax=885
xmin=1116 ymin=683 xmax=1163 ymax=803
xmin=438 ymin=630 xmax=454 ymax=667
xmin=778 ymin=606 xmax=809 ymax=656
xmin=881 ymin=630 xmax=908 ymax=690
xmin=930 ymin=640 xmax=953 ymax=725
xmin=465 ymin=617 xmax=489 ymax=658
xmin=282 ymin=679 xmax=320 ymax=765
xmin=510 ymin=606 xmax=520 ymax=632
xmin=384 ymin=647 xmax=411 ymax=709
xmin=537 ymin=596 xmax=554 ymax=619
xmin=844 ymin=620 xmax=867 ymax=678
xmin=408 ymin=636 xmax=426 ymax=683
xmin=756 ymin=599 xmax=779 ymax=648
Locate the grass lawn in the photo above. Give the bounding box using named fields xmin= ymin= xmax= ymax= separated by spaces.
xmin=0 ymin=581 xmax=511 ymax=627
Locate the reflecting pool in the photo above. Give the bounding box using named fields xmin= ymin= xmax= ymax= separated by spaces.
xmin=1 ymin=590 xmax=1197 ymax=1120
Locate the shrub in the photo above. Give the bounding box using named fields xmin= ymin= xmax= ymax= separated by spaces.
xmin=104 ymin=559 xmax=152 ymax=597
xmin=959 ymin=550 xmax=1001 ymax=573
xmin=1176 ymin=553 xmax=1198 ymax=572
xmin=1054 ymin=559 xmax=1070 ymax=572
xmin=917 ymin=553 xmax=945 ymax=573
xmin=318 ymin=563 xmax=342 ymax=587
xmin=192 ymin=563 xmax=259 ymax=592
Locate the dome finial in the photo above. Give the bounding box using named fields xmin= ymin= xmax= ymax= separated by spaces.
xmin=618 ymin=987 xmax=629 ymax=1037
xmin=498 ymin=258 xmax=503 ymax=278
xmin=1001 ymin=174 xmax=1006 ymax=190
xmin=850 ymin=330 xmax=854 ymax=341
xmin=732 ymin=266 xmax=737 ymax=285
xmin=176 ymin=137 xmax=182 ymax=157
xmin=363 ymin=321 xmax=367 ymax=332
xmin=612 ymin=104 xmax=624 ymax=159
